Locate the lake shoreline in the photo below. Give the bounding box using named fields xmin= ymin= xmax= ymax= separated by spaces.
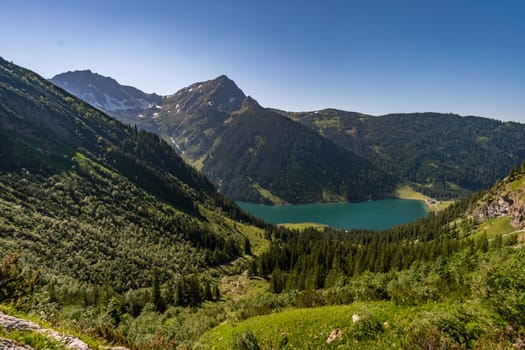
xmin=254 ymin=185 xmax=452 ymax=213
xmin=238 ymin=199 xmax=429 ymax=231
xmin=395 ymin=184 xmax=455 ymax=212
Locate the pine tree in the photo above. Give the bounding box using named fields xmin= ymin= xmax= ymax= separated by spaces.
xmin=189 ymin=275 xmax=202 ymax=306
xmin=151 ymin=268 xmax=165 ymax=312
xmin=244 ymin=237 xmax=252 ymax=255
xmin=0 ymin=254 xmax=39 ymax=303
xmin=271 ymin=267 xmax=286 ymax=293
xmin=212 ymin=284 xmax=221 ymax=301
xmin=202 ymin=280 xmax=213 ymax=301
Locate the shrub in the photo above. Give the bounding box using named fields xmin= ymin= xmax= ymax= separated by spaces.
xmin=231 ymin=292 xmax=295 ymax=321
xmin=484 ymin=249 xmax=525 ymax=326
xmin=346 ymin=271 xmax=389 ymax=301
xmin=406 ymin=307 xmax=490 ymax=349
xmin=0 ymin=253 xmax=39 ymax=302
xmin=232 ymin=330 xmax=260 ymax=350
xmin=350 ymin=312 xmax=384 ymax=341
xmin=387 ymin=269 xmax=439 ymax=306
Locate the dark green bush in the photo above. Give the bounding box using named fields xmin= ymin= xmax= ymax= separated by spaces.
xmin=350 ymin=312 xmax=384 ymax=341
xmin=232 ymin=330 xmax=260 ymax=350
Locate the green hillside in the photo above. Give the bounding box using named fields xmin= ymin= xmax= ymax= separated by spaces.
xmin=0 ymin=58 xmax=274 ymax=348
xmin=201 ymin=246 xmax=525 ymax=349
xmin=201 ymin=98 xmax=394 ymax=203
xmin=287 ymin=109 xmax=525 ymax=199
xmin=154 ymin=78 xmax=395 ymax=204
xmin=0 ymin=58 xmax=271 ymax=349
xmin=0 ymin=57 xmax=266 ymax=290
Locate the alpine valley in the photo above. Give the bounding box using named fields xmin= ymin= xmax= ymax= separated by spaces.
xmin=52 ymin=72 xmax=396 ymax=204
xmin=52 ymin=70 xmax=525 ymax=203
xmin=1 ymin=58 xmax=524 ymax=350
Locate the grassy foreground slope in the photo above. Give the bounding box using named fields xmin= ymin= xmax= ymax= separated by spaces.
xmin=200 ymin=245 xmax=525 ymax=350
xmin=199 ymin=163 xmax=525 ymax=349
xmin=200 ymin=301 xmax=506 ymax=349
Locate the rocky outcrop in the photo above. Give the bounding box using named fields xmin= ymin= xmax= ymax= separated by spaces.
xmin=0 ymin=312 xmax=40 ymax=332
xmin=0 ymin=339 xmax=33 ymax=349
xmin=474 ymin=192 xmax=525 ymax=230
xmin=0 ymin=311 xmax=129 ymax=350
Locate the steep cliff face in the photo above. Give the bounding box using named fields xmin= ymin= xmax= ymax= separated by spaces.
xmin=473 ymin=163 xmax=525 ymax=229
xmin=474 ymin=193 xmax=525 ymax=229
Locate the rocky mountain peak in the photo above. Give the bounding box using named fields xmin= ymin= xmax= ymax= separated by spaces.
xmin=205 ymin=75 xmax=246 ymax=113
xmin=164 ymin=75 xmax=246 ymax=116
xmin=52 ymin=69 xmax=117 ymax=89
xmin=50 ymin=70 xmax=162 ymax=122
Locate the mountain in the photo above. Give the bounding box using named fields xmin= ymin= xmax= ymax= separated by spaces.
xmin=152 ymin=74 xmax=247 ymax=161
xmin=153 ymin=77 xmax=394 ymax=203
xmin=52 ymin=70 xmax=525 ymax=203
xmin=52 ymin=72 xmax=395 ymax=204
xmin=0 ymin=57 xmax=262 ymax=291
xmin=200 ymin=97 xmax=394 ymax=203
xmin=285 ymin=109 xmax=525 ymax=199
xmin=50 ymin=70 xmax=162 ymax=131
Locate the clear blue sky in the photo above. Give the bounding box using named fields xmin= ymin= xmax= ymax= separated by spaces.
xmin=1 ymin=0 xmax=524 ymax=122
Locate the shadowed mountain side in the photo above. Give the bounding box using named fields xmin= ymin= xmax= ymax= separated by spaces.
xmin=286 ymin=109 xmax=525 ymax=199
xmin=202 ymin=98 xmax=395 ymax=203
xmin=0 ymin=58 xmax=263 ymax=291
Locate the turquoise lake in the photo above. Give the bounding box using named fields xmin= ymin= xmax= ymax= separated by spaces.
xmin=237 ymin=199 xmax=429 ymax=230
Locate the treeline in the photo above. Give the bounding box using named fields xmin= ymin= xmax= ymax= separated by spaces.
xmin=256 ymin=231 xmax=515 ymax=294
xmin=252 ymin=193 xmax=488 ymax=293
xmin=44 ymin=272 xmax=221 ymax=317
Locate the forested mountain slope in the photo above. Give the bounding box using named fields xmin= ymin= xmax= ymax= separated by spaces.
xmin=53 ymin=72 xmax=395 ymax=204
xmin=0 ymin=57 xmax=260 ymax=291
xmin=199 ymin=97 xmax=394 ymax=203
xmin=53 ymin=69 xmax=525 ymax=203
xmin=287 ymin=109 xmax=525 ymax=199
xmin=153 ymin=77 xmax=395 ymax=203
